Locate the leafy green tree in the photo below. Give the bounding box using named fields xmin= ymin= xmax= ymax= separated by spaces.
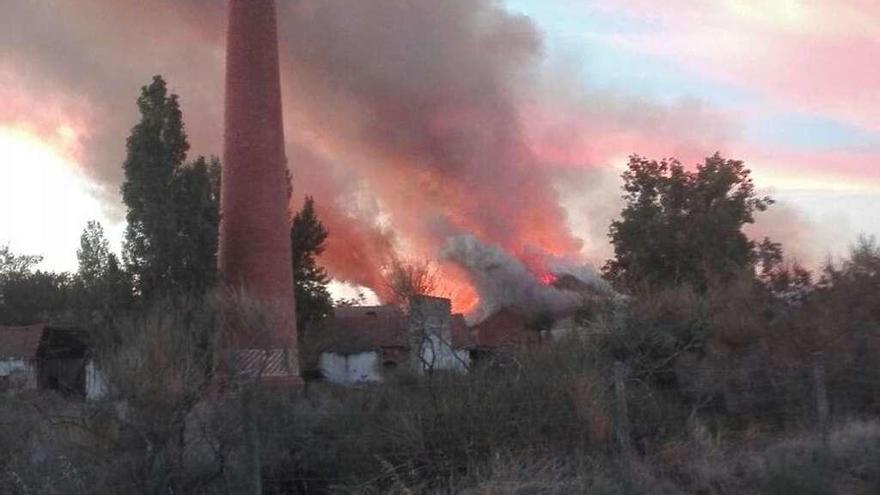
xmin=603 ymin=153 xmax=774 ymax=293
xmin=0 ymin=244 xmax=41 ymax=278
xmin=76 ymin=220 xmax=133 ymax=317
xmin=1 ymin=272 xmax=73 ymax=325
xmin=120 ymin=75 xmax=220 ymax=301
xmin=817 ymin=235 xmax=880 ymax=324
xmin=290 ymin=196 xmax=333 ymax=332
xmin=169 ymin=156 xmax=221 ymax=295
xmin=0 ymin=245 xmax=72 ymax=325
xmin=78 ymin=220 xmax=113 ymax=288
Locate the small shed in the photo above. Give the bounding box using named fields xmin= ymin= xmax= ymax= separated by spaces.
xmin=0 ymin=324 xmax=106 ymax=398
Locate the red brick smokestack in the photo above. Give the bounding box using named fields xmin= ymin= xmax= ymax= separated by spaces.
xmin=219 ymin=0 xmax=300 ymax=385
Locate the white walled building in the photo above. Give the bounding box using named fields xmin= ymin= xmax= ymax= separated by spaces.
xmin=318 ymin=351 xmax=382 ymax=384
xmin=306 ymin=297 xmax=472 ymax=386
xmin=0 ymin=324 xmax=43 ymax=391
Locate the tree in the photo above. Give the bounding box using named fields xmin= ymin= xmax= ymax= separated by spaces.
xmin=170 ymin=156 xmax=221 ymax=295
xmin=816 ymin=235 xmax=880 ymax=324
xmin=603 ymin=153 xmax=774 ymax=293
xmin=0 ymin=245 xmax=71 ymax=325
xmin=76 ymin=220 xmax=133 ymax=317
xmin=384 ymin=257 xmax=440 ymax=310
xmin=120 ymin=75 xmax=220 ymax=301
xmin=78 ymin=220 xmax=113 ymax=288
xmin=290 ymin=196 xmax=332 ymax=332
xmin=0 ymin=244 xmax=41 ymax=278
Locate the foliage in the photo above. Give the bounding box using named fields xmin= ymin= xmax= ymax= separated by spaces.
xmin=290 ymin=196 xmax=333 ymax=333
xmin=0 ymin=270 xmax=73 ymax=326
xmin=383 ymin=257 xmax=441 ymax=309
xmin=76 ymin=221 xmax=132 ymax=319
xmin=819 ymin=235 xmax=880 ymax=304
xmin=0 ymin=244 xmax=73 ymax=325
xmin=170 ymin=156 xmax=221 ymax=295
xmin=816 ymin=235 xmax=880 ymax=341
xmin=603 ymin=153 xmax=774 ymax=293
xmin=0 ymin=244 xmax=42 ymax=278
xmin=77 ymin=221 xmax=112 ymax=288
xmin=600 ymin=285 xmax=709 ymax=390
xmin=120 ymin=75 xmax=220 ymax=301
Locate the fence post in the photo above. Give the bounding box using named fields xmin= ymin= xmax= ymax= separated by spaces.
xmin=613 ymin=361 xmax=633 ymax=456
xmin=241 ymin=385 xmax=262 ymax=495
xmin=812 ymin=352 xmax=829 ymax=445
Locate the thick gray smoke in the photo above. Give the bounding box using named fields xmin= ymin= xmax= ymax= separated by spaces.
xmin=0 ymin=0 xmax=786 ymax=315
xmin=440 ymin=234 xmax=609 ymax=322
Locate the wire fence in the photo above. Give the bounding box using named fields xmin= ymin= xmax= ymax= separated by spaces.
xmin=4 ymin=350 xmax=880 ymax=494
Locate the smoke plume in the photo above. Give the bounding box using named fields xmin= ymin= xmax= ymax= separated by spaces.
xmin=0 ymin=0 xmax=739 ymax=316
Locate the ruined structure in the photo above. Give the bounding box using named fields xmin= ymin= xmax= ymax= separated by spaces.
xmin=218 ymin=0 xmax=300 ymax=385
xmin=306 ymin=298 xmax=472 ymax=386
xmin=0 ymin=324 xmax=106 ymax=399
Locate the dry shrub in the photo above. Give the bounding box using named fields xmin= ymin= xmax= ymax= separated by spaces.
xmin=0 ymin=291 xmax=306 ymax=495
xmin=567 ymin=375 xmax=612 ymax=448
xmin=705 ymin=275 xmax=770 ymax=352
xmin=454 ymin=453 xmax=599 ymax=495
xmin=306 ymin=335 xmax=615 ymax=492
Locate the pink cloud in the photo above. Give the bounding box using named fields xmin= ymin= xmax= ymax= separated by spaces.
xmin=588 ymin=0 xmax=880 ymax=132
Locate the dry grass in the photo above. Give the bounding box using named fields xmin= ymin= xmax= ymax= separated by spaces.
xmin=4 ymin=273 xmax=880 ymax=494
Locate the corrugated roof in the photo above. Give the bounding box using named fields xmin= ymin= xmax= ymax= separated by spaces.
xmin=0 ymin=324 xmax=46 ymax=359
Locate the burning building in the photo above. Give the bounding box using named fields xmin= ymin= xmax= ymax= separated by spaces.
xmin=305 ymin=296 xmax=472 ymax=386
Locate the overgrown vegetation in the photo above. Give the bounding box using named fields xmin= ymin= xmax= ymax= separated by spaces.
xmin=290 ymin=195 xmax=334 ymax=334
xmin=2 ymin=72 xmax=880 ymax=494
xmin=5 ymin=297 xmax=880 ymax=493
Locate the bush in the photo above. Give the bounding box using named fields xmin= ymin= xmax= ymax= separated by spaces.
xmin=308 ymin=336 xmax=615 ymax=491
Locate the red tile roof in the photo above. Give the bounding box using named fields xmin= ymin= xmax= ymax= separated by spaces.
xmin=0 ymin=324 xmax=46 ymax=359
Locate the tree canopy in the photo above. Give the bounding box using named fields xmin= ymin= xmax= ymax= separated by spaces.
xmin=603 ymin=153 xmax=774 ymax=293
xmin=120 ymin=75 xmax=220 ymax=301
xmin=0 ymin=245 xmax=71 ymax=325
xmin=290 ymin=196 xmax=333 ymax=332
xmin=77 ymin=220 xmax=132 ymax=319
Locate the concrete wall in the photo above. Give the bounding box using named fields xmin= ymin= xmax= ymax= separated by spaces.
xmin=85 ymin=360 xmax=108 ymax=400
xmin=319 ymin=351 xmax=381 ymax=385
xmin=409 ymin=296 xmax=468 ymax=373
xmin=0 ymin=358 xmax=37 ymax=390
xmin=419 ymin=333 xmax=470 ymax=372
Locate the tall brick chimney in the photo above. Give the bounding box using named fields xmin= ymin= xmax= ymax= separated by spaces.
xmin=219 ymin=0 xmax=300 ymax=385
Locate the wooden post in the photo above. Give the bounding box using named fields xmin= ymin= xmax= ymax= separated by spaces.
xmin=613 ymin=361 xmax=633 ymax=455
xmin=812 ymin=352 xmax=829 ymax=445
xmin=241 ymin=386 xmax=262 ymax=495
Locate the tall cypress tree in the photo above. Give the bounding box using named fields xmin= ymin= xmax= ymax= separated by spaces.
xmin=290 ymin=196 xmax=333 ymax=332
xmin=170 ymin=156 xmax=221 ymax=295
xmin=120 ymin=75 xmax=220 ymax=301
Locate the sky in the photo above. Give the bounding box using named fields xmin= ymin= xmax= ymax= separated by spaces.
xmin=0 ymin=0 xmax=877 ymax=300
